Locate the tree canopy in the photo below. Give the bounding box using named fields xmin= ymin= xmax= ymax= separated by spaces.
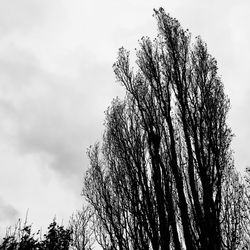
xmin=83 ymin=8 xmax=250 ymax=250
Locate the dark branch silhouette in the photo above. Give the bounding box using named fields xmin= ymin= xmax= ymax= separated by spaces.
xmin=83 ymin=8 xmax=250 ymax=250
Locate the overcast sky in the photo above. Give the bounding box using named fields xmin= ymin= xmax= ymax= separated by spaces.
xmin=0 ymin=0 xmax=249 ymax=236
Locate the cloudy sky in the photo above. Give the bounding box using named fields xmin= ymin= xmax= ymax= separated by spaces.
xmin=0 ymin=0 xmax=249 ymax=236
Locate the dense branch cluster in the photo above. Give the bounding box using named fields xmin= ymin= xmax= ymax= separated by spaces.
xmin=83 ymin=8 xmax=250 ymax=250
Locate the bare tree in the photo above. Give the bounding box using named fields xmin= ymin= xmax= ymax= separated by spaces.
xmin=83 ymin=8 xmax=248 ymax=250
xmin=69 ymin=205 xmax=94 ymax=250
xmin=240 ymin=169 xmax=250 ymax=249
xmin=220 ymin=165 xmax=245 ymax=249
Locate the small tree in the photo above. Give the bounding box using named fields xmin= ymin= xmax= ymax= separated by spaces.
xmin=69 ymin=205 xmax=94 ymax=250
xmin=220 ymin=165 xmax=246 ymax=249
xmin=40 ymin=220 xmax=72 ymax=250
xmin=83 ymin=7 xmax=248 ymax=250
xmin=0 ymin=218 xmax=39 ymax=250
xmin=0 ymin=218 xmax=72 ymax=250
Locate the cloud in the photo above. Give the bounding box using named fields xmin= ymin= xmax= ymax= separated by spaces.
xmin=0 ymin=44 xmax=113 ymax=231
xmin=0 ymin=43 xmax=123 ymax=188
xmin=0 ymin=0 xmax=48 ymax=37
xmin=0 ymin=197 xmax=19 ymax=225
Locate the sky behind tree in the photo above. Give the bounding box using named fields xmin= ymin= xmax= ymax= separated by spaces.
xmin=0 ymin=0 xmax=249 ymax=236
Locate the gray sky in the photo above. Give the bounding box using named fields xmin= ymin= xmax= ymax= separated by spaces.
xmin=0 ymin=0 xmax=249 ymax=236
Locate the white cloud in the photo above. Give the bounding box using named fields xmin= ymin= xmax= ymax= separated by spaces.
xmin=0 ymin=196 xmax=19 ymax=225
xmin=0 ymin=0 xmax=48 ymax=35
